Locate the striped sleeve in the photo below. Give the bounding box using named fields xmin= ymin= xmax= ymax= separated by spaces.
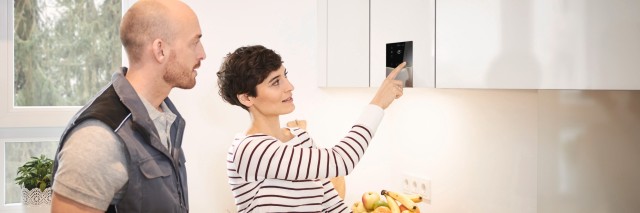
xmin=231 ymin=104 xmax=384 ymax=182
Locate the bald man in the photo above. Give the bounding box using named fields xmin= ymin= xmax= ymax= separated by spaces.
xmin=51 ymin=0 xmax=206 ymax=212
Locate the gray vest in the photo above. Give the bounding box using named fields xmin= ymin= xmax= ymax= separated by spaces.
xmin=53 ymin=68 xmax=189 ymax=212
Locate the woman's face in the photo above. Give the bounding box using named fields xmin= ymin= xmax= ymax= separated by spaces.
xmin=248 ymin=65 xmax=295 ymax=116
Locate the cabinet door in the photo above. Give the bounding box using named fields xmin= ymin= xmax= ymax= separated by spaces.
xmin=318 ymin=0 xmax=370 ymax=87
xmin=370 ymin=0 xmax=435 ymax=88
xmin=436 ymin=0 xmax=640 ymax=89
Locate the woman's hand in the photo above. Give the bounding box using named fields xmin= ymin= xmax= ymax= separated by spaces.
xmin=330 ymin=176 xmax=346 ymax=199
xmin=370 ymin=62 xmax=406 ymax=109
xmin=286 ymin=119 xmax=307 ymax=129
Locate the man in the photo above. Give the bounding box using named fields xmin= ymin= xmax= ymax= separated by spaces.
xmin=51 ymin=0 xmax=206 ymax=212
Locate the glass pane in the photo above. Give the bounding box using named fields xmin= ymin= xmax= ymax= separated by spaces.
xmin=13 ymin=0 xmax=122 ymax=106
xmin=4 ymin=141 xmax=57 ymax=204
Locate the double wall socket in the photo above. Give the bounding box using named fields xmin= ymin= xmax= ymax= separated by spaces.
xmin=401 ymin=173 xmax=431 ymax=203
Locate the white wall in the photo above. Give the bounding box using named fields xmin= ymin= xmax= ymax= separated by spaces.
xmin=179 ymin=1 xmax=541 ymax=212
xmin=538 ymin=91 xmax=640 ymax=212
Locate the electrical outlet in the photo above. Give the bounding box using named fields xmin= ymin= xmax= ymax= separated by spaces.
xmin=401 ymin=173 xmax=431 ymax=203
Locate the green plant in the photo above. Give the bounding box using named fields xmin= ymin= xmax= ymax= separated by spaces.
xmin=15 ymin=155 xmax=53 ymax=192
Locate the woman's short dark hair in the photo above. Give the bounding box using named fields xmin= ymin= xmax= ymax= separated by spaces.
xmin=217 ymin=45 xmax=283 ymax=111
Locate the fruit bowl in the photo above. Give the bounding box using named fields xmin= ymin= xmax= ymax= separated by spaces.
xmin=352 ymin=190 xmax=423 ymax=213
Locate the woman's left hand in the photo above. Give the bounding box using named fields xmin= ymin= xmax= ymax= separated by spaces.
xmin=286 ymin=120 xmax=307 ymax=129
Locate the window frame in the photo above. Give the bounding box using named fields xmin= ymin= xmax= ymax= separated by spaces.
xmin=1 ymin=0 xmax=80 ymax=128
xmin=1 ymin=0 xmax=133 ymax=128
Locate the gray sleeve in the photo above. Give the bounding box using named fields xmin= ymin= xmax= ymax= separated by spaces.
xmin=52 ymin=119 xmax=128 ymax=211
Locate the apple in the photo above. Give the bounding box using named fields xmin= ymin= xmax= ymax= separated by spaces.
xmin=351 ymin=201 xmax=368 ymax=213
xmin=372 ymin=206 xmax=392 ymax=213
xmin=362 ymin=191 xmax=381 ymax=211
xmin=399 ymin=204 xmax=408 ymax=212
xmin=372 ymin=199 xmax=389 ymax=210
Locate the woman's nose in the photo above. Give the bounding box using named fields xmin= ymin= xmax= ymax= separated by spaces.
xmin=285 ymin=78 xmax=294 ymax=91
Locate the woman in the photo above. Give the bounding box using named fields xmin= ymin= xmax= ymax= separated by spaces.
xmin=217 ymin=45 xmax=404 ymax=212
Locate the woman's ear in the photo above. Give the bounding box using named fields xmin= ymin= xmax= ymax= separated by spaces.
xmin=237 ymin=93 xmax=253 ymax=108
xmin=152 ymin=38 xmax=166 ymax=63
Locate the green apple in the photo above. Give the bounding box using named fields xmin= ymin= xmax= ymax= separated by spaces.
xmin=361 ymin=191 xmax=381 ymax=211
xmin=372 ymin=199 xmax=389 ymax=210
xmin=373 ymin=206 xmax=392 ymax=213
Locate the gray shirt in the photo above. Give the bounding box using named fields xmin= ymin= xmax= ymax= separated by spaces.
xmin=140 ymin=98 xmax=177 ymax=151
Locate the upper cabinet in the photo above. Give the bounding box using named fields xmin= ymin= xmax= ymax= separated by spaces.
xmin=318 ymin=0 xmax=435 ymax=88
xmin=369 ymin=0 xmax=435 ymax=88
xmin=320 ymin=0 xmax=640 ymax=90
xmin=436 ymin=0 xmax=640 ymax=89
xmin=318 ymin=0 xmax=370 ymax=87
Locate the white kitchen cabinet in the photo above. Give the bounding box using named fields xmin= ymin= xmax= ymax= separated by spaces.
xmin=436 ymin=0 xmax=640 ymax=89
xmin=318 ymin=0 xmax=370 ymax=87
xmin=369 ymin=0 xmax=435 ymax=88
xmin=318 ymin=0 xmax=435 ymax=88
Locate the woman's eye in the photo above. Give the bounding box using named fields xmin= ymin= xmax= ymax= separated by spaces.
xmin=272 ymin=79 xmax=280 ymax=86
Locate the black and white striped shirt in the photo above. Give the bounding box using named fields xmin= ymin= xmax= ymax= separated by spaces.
xmin=227 ymin=105 xmax=384 ymax=213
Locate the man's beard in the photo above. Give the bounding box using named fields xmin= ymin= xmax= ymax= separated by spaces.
xmin=164 ymin=52 xmax=197 ymax=89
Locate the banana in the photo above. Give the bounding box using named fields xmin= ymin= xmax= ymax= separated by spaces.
xmin=405 ymin=194 xmax=423 ymax=203
xmin=381 ymin=190 xmax=417 ymax=211
xmin=384 ymin=194 xmax=401 ymax=213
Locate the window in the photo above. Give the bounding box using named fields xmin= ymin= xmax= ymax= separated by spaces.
xmin=1 ymin=0 xmax=123 ymax=128
xmin=2 ymin=139 xmax=57 ymax=205
xmin=1 ymin=0 xmax=128 ymax=211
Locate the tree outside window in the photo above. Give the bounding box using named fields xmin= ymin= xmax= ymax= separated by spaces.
xmin=14 ymin=0 xmax=121 ymax=106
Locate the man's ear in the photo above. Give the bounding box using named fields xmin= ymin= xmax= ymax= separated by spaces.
xmin=237 ymin=93 xmax=253 ymax=108
xmin=152 ymin=38 xmax=166 ymax=63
